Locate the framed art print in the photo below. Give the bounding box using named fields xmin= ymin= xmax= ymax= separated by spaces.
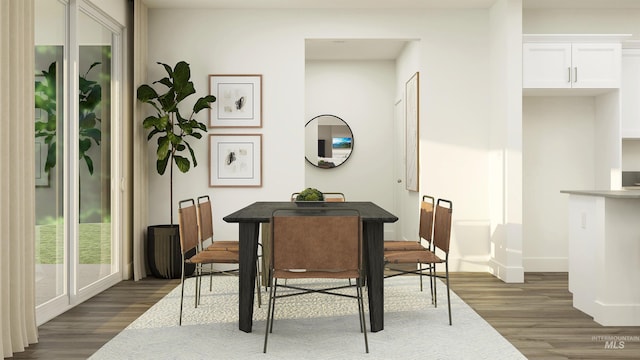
xmin=209 ymin=74 xmax=262 ymax=128
xmin=209 ymin=134 xmax=262 ymax=187
xmin=405 ymin=72 xmax=419 ymax=192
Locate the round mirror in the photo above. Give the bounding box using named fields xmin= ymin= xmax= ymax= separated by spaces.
xmin=305 ymin=114 xmax=354 ymax=168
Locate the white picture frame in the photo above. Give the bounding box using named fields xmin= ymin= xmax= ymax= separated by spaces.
xmin=405 ymin=72 xmax=419 ymax=192
xmin=209 ymin=74 xmax=262 ymax=128
xmin=209 ymin=134 xmax=262 ymax=187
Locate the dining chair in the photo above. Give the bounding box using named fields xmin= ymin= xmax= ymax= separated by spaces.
xmin=263 ymin=208 xmax=368 ymax=353
xmin=196 ymin=195 xmax=262 ymax=307
xmin=384 ymin=198 xmax=453 ymax=325
xmin=178 ymin=198 xmax=240 ymax=326
xmin=384 ymin=195 xmax=436 ymax=297
xmin=197 ymin=195 xmax=240 ymax=251
xmin=384 ymin=195 xmax=434 ymax=252
xmin=284 ymin=191 xmax=348 ymax=286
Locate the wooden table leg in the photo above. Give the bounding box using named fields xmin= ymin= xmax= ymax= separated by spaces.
xmin=238 ymin=222 xmax=259 ymax=333
xmin=364 ymin=221 xmax=384 ymax=332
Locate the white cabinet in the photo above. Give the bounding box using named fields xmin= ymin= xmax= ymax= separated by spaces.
xmin=621 ymin=49 xmax=640 ymax=138
xmin=523 ymin=42 xmax=621 ymax=89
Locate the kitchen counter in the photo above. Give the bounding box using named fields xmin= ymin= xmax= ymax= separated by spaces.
xmin=561 ymin=189 xmax=640 ymax=198
xmin=561 ymin=190 xmax=640 ymax=326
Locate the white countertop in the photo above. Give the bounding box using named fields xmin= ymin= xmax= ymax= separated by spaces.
xmin=560 ymin=189 xmax=640 ymax=199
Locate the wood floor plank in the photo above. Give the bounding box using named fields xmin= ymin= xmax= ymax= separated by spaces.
xmin=11 ymin=272 xmax=640 ymax=359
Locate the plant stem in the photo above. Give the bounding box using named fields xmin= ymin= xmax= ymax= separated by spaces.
xmin=170 ymin=149 xmax=174 ymax=225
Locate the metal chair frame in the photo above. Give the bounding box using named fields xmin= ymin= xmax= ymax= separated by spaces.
xmin=384 ymin=195 xmax=436 ymax=300
xmin=384 ymin=198 xmax=453 ymax=325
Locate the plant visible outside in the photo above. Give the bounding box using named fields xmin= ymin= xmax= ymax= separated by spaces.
xmin=35 ymin=61 xmax=103 ymax=174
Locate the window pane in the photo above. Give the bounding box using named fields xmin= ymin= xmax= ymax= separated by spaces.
xmin=77 ymin=10 xmax=113 ymax=289
xmin=34 ymin=0 xmax=66 ymax=307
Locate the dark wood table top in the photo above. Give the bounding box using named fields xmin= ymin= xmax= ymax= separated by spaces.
xmin=223 ymin=201 xmax=398 ymax=223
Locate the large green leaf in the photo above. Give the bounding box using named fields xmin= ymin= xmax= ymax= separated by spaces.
xmin=159 ymin=62 xmax=173 ymax=78
xmin=136 ymin=84 xmax=159 ymax=102
xmin=185 ymin=141 xmax=197 ymax=167
xmin=157 ymin=136 xmax=170 ymax=160
xmin=45 ymin=142 xmax=56 ymax=172
xmin=83 ymin=155 xmax=94 ymax=175
xmin=80 ymin=112 xmax=97 ymax=128
xmin=81 ymin=83 xmax=102 ymax=111
xmin=79 ymin=138 xmax=91 ymax=153
xmin=83 ymin=128 xmax=102 ymax=144
xmin=172 ymin=61 xmax=190 ymax=89
xmin=193 ymin=95 xmax=216 ymax=113
xmin=174 ymin=155 xmax=190 ymax=173
xmin=156 ymin=156 xmax=170 ymax=175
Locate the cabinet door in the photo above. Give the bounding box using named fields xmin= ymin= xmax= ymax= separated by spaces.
xmin=571 ymin=43 xmax=621 ymax=88
xmin=622 ymin=49 xmax=640 ymax=138
xmin=523 ymin=43 xmax=572 ymax=88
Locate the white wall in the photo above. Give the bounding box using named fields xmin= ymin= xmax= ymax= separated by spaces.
xmin=523 ymin=96 xmax=596 ymax=271
xmin=595 ymin=91 xmax=622 ymax=190
xmin=145 ymin=7 xmax=493 ymax=270
xmin=488 ymin=0 xmax=523 ymax=281
xmin=86 ymin=0 xmax=127 ymax=27
xmin=521 ymin=7 xmax=635 ymax=271
xmin=305 ymin=60 xmax=396 ymax=239
xmin=394 ymin=41 xmax=422 ymax=245
xmin=622 ymin=139 xmax=640 ymax=170
xmin=523 ymin=8 xmax=640 ymax=39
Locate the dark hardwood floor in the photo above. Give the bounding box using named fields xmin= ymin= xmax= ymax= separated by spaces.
xmin=12 ymin=278 xmax=180 ymax=359
xmin=12 ymin=273 xmax=640 ymax=359
xmin=449 ymin=273 xmax=640 ymax=360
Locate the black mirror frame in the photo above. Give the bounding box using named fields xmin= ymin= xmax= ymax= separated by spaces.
xmin=304 ymin=114 xmax=354 ymax=169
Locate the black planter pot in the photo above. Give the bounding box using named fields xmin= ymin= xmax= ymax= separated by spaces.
xmin=147 ymin=224 xmax=195 ymax=279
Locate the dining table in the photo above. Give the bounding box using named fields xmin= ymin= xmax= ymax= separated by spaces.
xmin=223 ymin=201 xmax=398 ymax=333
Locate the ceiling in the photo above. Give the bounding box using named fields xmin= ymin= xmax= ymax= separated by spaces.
xmin=141 ymin=0 xmax=640 ymax=60
xmin=142 ymin=0 xmax=498 ymax=9
xmin=305 ymin=39 xmax=411 ymax=61
xmin=142 ymin=0 xmax=640 ymax=9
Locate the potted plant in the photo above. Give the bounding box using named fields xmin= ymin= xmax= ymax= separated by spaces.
xmin=137 ymin=61 xmax=216 ymax=278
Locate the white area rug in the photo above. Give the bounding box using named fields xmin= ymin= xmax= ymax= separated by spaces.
xmin=90 ymin=276 xmax=525 ymax=359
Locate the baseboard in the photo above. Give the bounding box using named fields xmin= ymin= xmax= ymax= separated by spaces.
xmin=594 ymin=301 xmax=640 ymax=326
xmin=523 ymin=257 xmax=568 ymax=272
xmin=489 ymin=259 xmax=524 ymax=283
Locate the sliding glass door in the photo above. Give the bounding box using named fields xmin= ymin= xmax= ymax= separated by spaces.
xmin=35 ymin=0 xmax=122 ymax=325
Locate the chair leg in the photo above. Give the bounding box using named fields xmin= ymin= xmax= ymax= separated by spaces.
xmin=429 ymin=263 xmax=435 ymax=305
xmin=433 ymin=264 xmax=438 ymax=308
xmin=357 ymin=278 xmax=364 ymax=333
xmin=269 ymin=279 xmax=278 ymax=333
xmin=357 ymin=278 xmax=369 ymax=353
xmin=264 ymin=277 xmax=277 ymax=353
xmin=256 ymin=259 xmax=262 ymax=308
xmin=195 ymin=264 xmax=201 ymax=308
xmin=179 ymin=262 xmax=186 ymax=326
xmin=445 ymin=262 xmax=452 ymax=325
xmin=419 ymin=262 xmax=423 ymax=292
xmin=209 ymin=263 xmax=213 ymax=292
